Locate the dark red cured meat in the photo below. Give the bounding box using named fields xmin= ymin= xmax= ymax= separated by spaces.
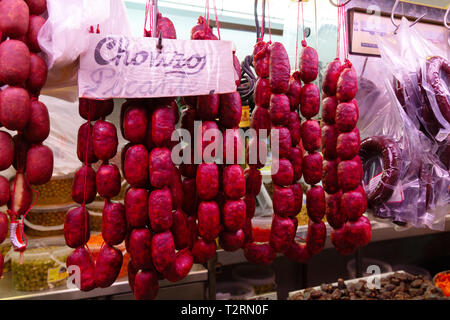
xmin=269 ymin=214 xmax=296 ymax=253
xmin=219 ymin=92 xmax=242 ymax=128
xmin=196 ymin=94 xmax=219 ymax=120
xmin=151 ymin=230 xmax=176 ymax=274
xmin=0 ymin=87 xmax=30 ymax=131
xmin=246 ymin=137 xmax=267 ymax=169
xmin=325 ymin=191 xmax=345 ymax=229
xmin=302 ymin=152 xmax=323 ymax=185
xmin=171 ymin=209 xmax=190 ymax=250
xmin=286 ymin=74 xmax=302 ymax=111
xmin=306 ymin=220 xmax=326 ymax=255
xmin=300 ymin=120 xmax=321 ymax=152
xmin=286 ymin=111 xmax=301 ymax=146
xmin=222 ymin=128 xmax=244 ymax=165
xmin=134 ymin=269 xmax=159 ymax=300
xmin=26 ymin=53 xmax=47 ymax=95
xmin=222 ymin=199 xmax=246 ymax=232
xmin=80 ymin=98 xmax=114 ymax=122
xmin=180 ymin=159 xmax=196 ymax=179
xmin=127 ymin=260 xmax=138 ymax=292
xmin=180 ymin=107 xmax=196 ymax=137
xmin=196 ymin=120 xmax=220 ymax=161
xmin=219 ymin=229 xmax=245 ymax=251
xmin=192 ymin=238 xmax=216 ymax=263
xmin=331 ymin=224 xmax=357 ymax=256
xmin=0 ymin=132 xmax=13 ymax=171
xmin=64 ymin=206 xmax=90 ymax=248
xmin=152 ymin=106 xmax=175 ymax=147
xmin=290 ymin=183 xmax=303 ymax=216
xmin=72 ymin=165 xmax=96 ymax=204
xmin=299 ymin=46 xmax=318 ymax=83
xmin=269 ymin=94 xmax=290 ymax=126
xmin=336 ymin=66 xmax=358 ymax=102
xmin=0 ymin=40 xmax=30 ymax=86
xmin=66 ymin=247 xmax=96 ymax=292
xmin=336 ymin=101 xmax=358 ymax=132
xmin=306 ymin=185 xmax=326 ymax=223
xmin=92 ymin=120 xmax=118 ymax=161
xmin=197 ymin=201 xmax=221 ymax=241
xmin=181 ymin=178 xmax=197 ymax=216
xmin=321 ymin=96 xmax=338 ymax=124
xmin=123 ymin=105 xmax=148 ymax=144
xmin=322 ymin=59 xmax=341 ymax=96
xmin=196 ymin=163 xmax=219 ymax=200
xmin=26 ymin=15 xmax=45 ymax=52
xmin=102 ymin=201 xmax=127 ymax=246
xmin=77 ymin=122 xmax=97 ymax=164
xmin=169 ymin=167 xmax=184 ymax=210
xmin=272 ymin=126 xmax=292 ymax=159
xmin=273 ymin=185 xmax=295 ymax=217
xmin=124 ymin=145 xmax=149 ymax=188
xmin=129 ymin=228 xmax=153 ymax=270
xmin=8 ymin=173 xmax=32 ymax=215
xmin=289 ymin=146 xmax=303 ymax=181
xmin=23 ymin=100 xmax=49 ymax=144
xmin=25 ymin=144 xmax=53 ymax=185
xmin=322 ymin=159 xmax=340 ymax=194
xmin=271 ymin=158 xmax=294 ymax=186
xmin=223 ymin=165 xmax=245 ymax=199
xmin=253 ymin=41 xmax=270 ymax=78
xmin=341 ymin=187 xmax=366 ymax=221
xmin=96 ymin=164 xmax=121 ymax=199
xmin=285 ymin=241 xmax=311 ymax=264
xmin=243 ymin=216 xmax=254 ymax=244
xmin=125 ymin=188 xmax=149 ymax=227
xmin=250 ymin=106 xmax=272 ymax=135
xmin=254 ymin=78 xmax=271 ymax=109
xmin=0 ymin=177 xmax=10 ymax=206
xmin=155 ymin=13 xmax=177 ymax=39
xmin=336 ymin=127 xmax=361 ymax=160
xmin=300 ymin=84 xmax=320 ymax=119
xmin=94 ymin=244 xmax=123 ymax=288
xmin=321 ymin=124 xmax=339 ymax=160
xmin=149 ymin=147 xmax=174 ymax=189
xmin=337 ymin=156 xmax=363 ymax=191
xmin=346 ymin=215 xmax=371 ymax=247
xmin=269 ymin=42 xmax=290 ymax=94
xmin=244 ymin=243 xmax=276 ymax=265
xmin=244 ymin=195 xmax=256 ymax=220
xmin=426 ymin=56 xmax=450 ymax=123
xmin=164 ymin=249 xmax=193 ymax=282
xmin=244 ymin=167 xmax=262 ymax=196
xmin=25 ymin=0 xmax=47 ymax=15
xmin=148 ymin=187 xmax=173 ymax=232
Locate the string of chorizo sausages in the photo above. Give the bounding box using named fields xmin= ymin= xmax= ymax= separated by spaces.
xmin=0 ymin=0 xmax=53 ymax=277
xmin=322 ymin=58 xmax=371 ymax=256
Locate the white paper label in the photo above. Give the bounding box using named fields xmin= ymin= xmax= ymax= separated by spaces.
xmin=367 ymin=172 xmax=382 ymax=193
xmin=387 ymin=182 xmax=404 ymax=203
xmin=78 ymin=34 xmax=237 ymax=98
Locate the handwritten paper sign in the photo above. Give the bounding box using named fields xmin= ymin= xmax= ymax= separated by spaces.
xmin=78 ymin=34 xmax=237 ymax=98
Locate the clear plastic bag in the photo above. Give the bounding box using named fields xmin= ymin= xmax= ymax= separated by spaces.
xmin=377 ymin=18 xmax=449 ymax=142
xmin=38 ymin=0 xmax=131 ymax=90
xmin=356 ymin=19 xmax=450 ymax=230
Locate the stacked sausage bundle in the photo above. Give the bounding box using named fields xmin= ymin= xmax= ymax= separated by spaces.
xmin=0 ymin=0 xmax=53 ymax=264
xmin=65 ymin=97 xmax=121 ymax=292
xmin=321 ymin=59 xmax=371 ymax=255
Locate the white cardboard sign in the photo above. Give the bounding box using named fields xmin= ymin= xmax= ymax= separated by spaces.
xmin=78 ymin=34 xmax=237 ymax=98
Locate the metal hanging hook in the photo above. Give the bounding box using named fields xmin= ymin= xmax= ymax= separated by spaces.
xmin=391 ymin=0 xmax=426 ymax=34
xmin=444 ymin=5 xmax=450 ymax=30
xmin=329 ymin=0 xmax=352 ymax=7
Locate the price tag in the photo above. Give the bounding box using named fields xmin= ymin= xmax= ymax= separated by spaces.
xmin=48 ymin=266 xmax=68 ymax=283
xmin=239 ymin=105 xmax=250 ymax=128
xmin=79 ymin=34 xmax=236 ymax=99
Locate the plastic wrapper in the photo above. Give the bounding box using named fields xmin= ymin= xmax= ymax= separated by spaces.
xmin=358 ymin=71 xmax=449 ymax=230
